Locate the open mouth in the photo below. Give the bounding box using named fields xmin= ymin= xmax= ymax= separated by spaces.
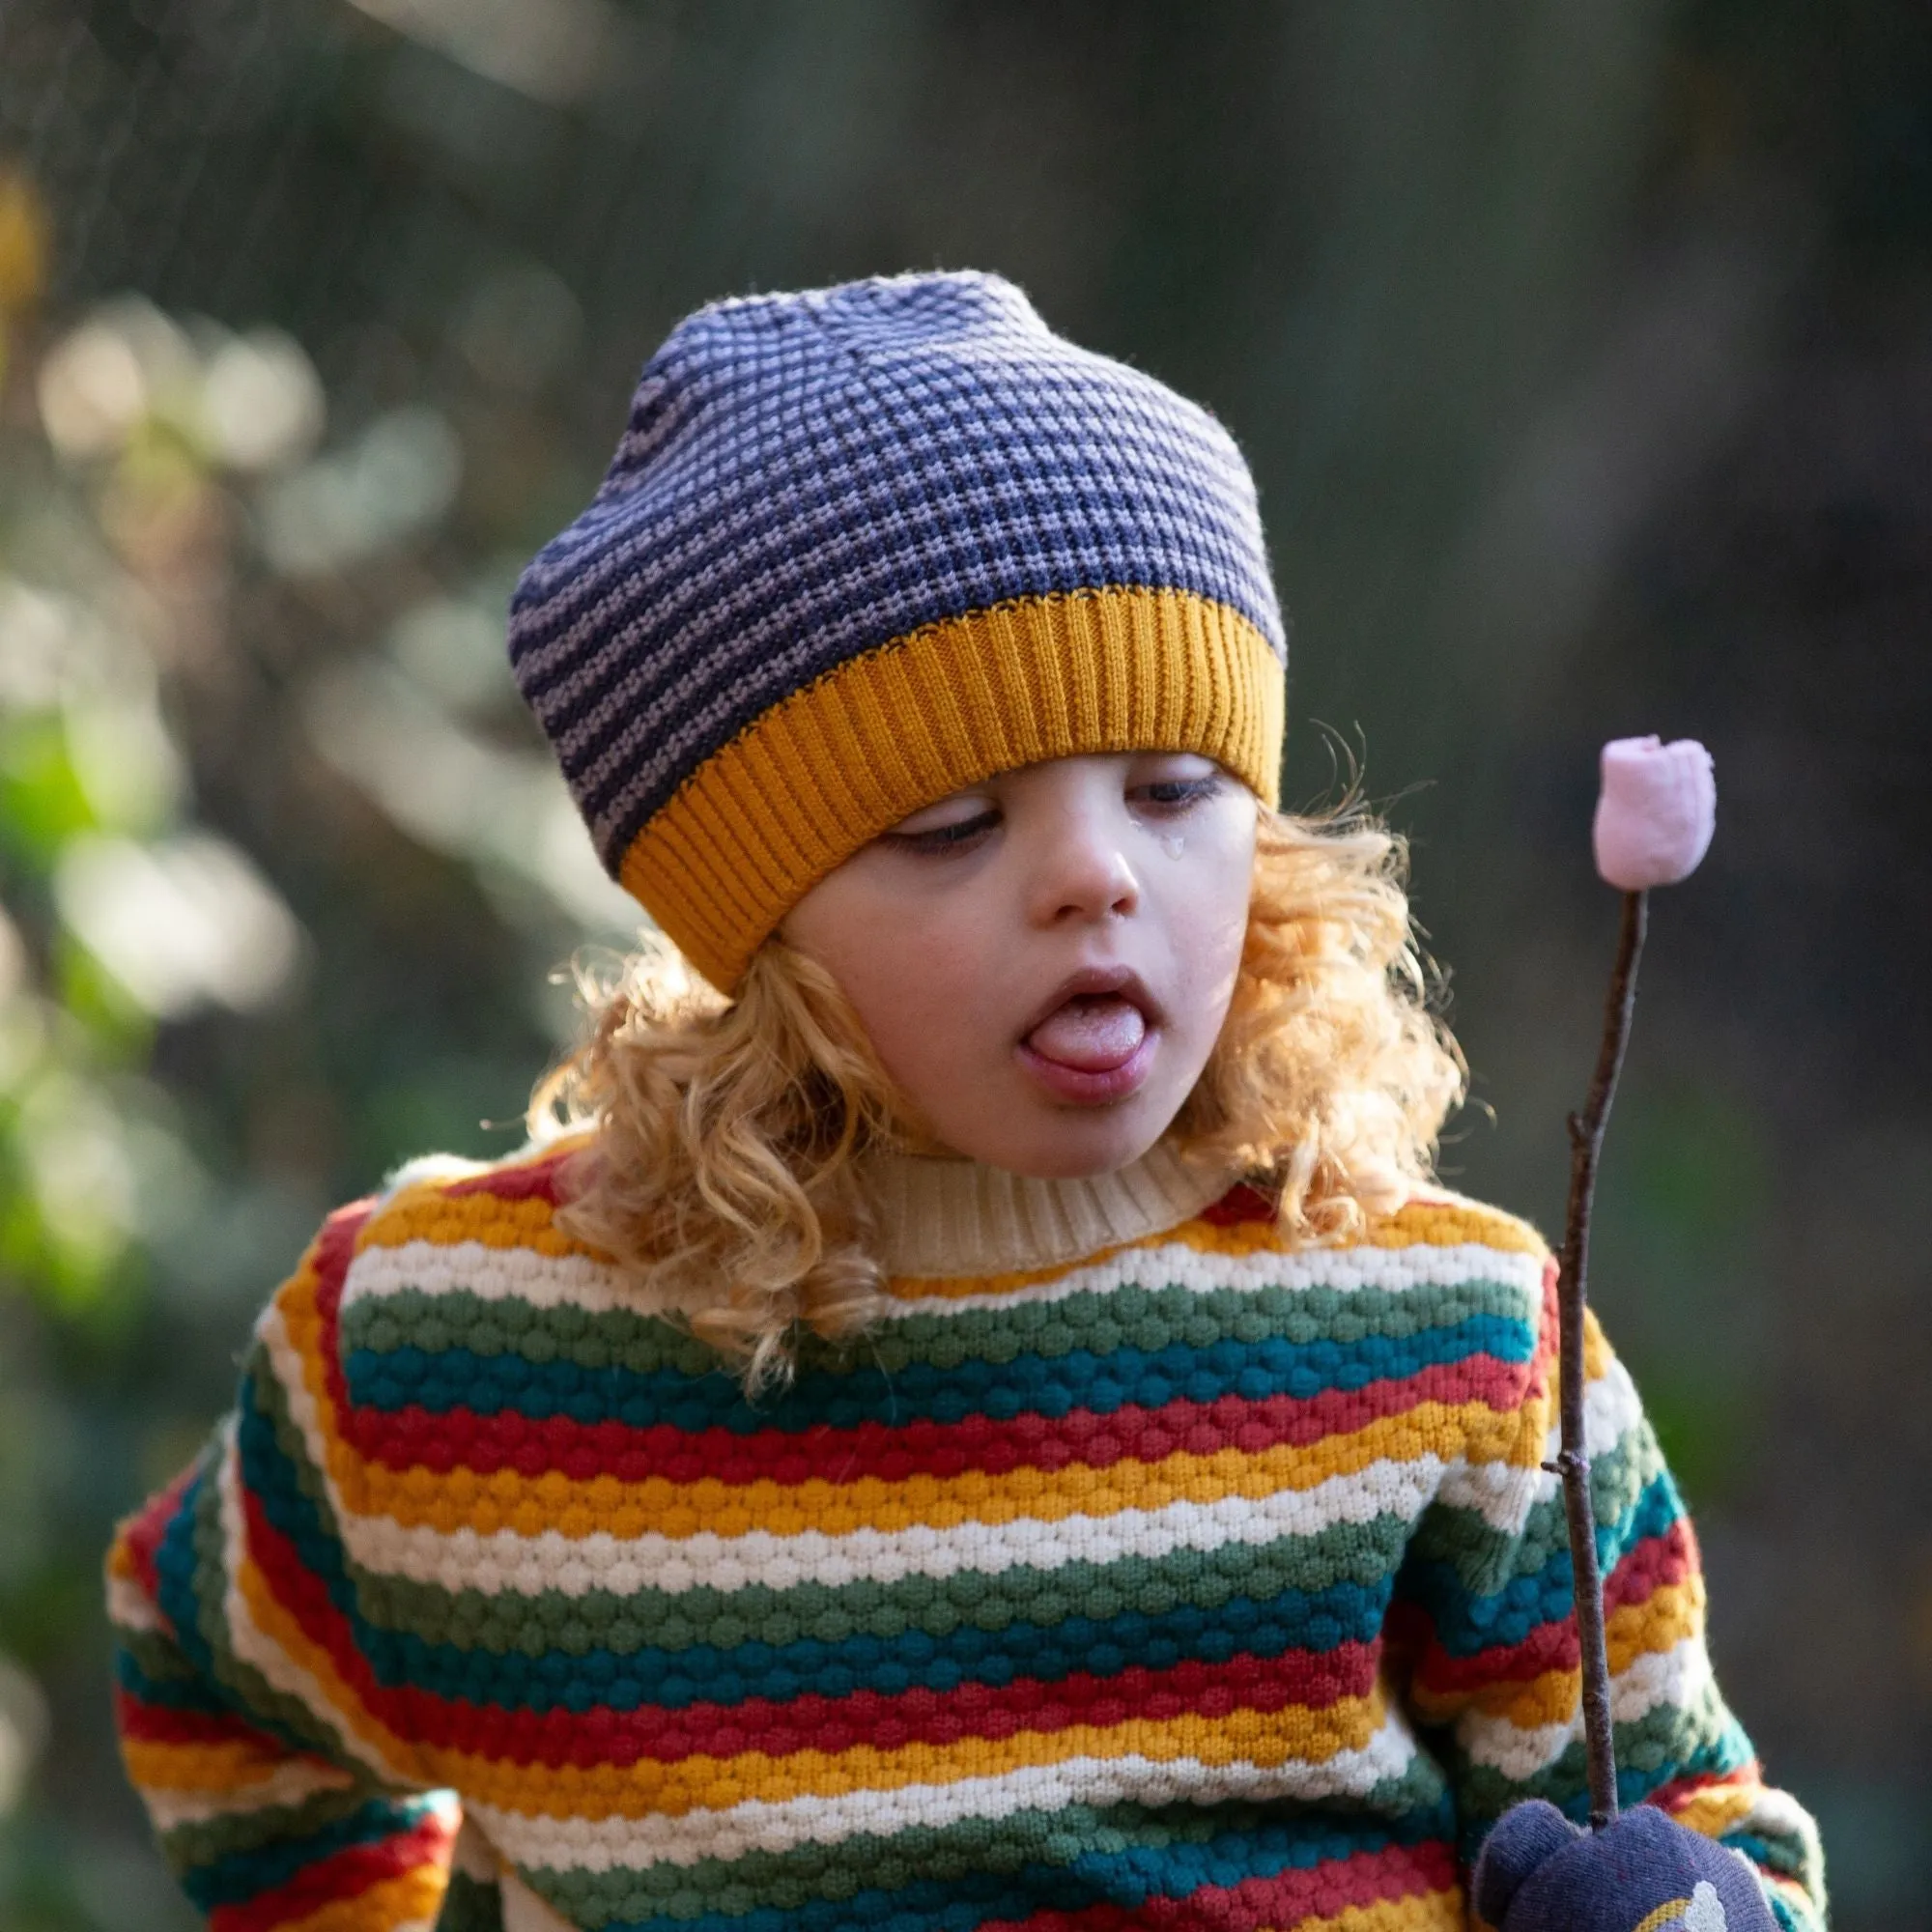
xmin=1025 ymin=992 xmax=1148 ymax=1071
xmin=1015 ymin=968 xmax=1161 ymax=1104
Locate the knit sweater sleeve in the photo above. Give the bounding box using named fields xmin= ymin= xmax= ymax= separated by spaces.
xmin=104 ymin=1199 xmax=484 ymax=1931
xmin=1386 ymin=1251 xmax=1828 ymax=1931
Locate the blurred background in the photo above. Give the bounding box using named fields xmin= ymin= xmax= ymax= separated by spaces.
xmin=1 ymin=1 xmax=1927 ymax=1924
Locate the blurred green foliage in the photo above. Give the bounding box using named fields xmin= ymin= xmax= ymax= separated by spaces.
xmin=3 ymin=2 xmax=1930 ymax=1925
xmin=1593 ymin=1082 xmax=1773 ymax=1506
xmin=0 ymin=154 xmax=636 ymax=1929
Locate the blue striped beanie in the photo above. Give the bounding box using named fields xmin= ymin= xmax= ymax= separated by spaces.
xmin=509 ymin=270 xmax=1287 ymax=988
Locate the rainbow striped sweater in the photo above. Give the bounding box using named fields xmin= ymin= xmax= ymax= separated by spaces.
xmin=108 ymin=1138 xmax=1825 ymax=1932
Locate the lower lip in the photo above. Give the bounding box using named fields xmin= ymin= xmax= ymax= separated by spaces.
xmin=1014 ymin=1027 xmax=1159 ymax=1105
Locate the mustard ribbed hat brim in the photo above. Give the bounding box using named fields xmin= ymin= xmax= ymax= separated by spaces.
xmin=620 ymin=586 xmax=1284 ymax=989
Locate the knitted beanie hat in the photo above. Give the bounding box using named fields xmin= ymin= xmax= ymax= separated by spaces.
xmin=509 ymin=270 xmax=1287 ymax=989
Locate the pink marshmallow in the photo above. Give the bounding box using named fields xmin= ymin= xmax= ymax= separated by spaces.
xmin=1592 ymin=736 xmax=1716 ymax=890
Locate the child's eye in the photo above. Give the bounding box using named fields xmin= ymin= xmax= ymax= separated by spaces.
xmin=881 ymin=808 xmax=1001 ymax=855
xmin=1132 ymin=774 xmax=1224 ymax=810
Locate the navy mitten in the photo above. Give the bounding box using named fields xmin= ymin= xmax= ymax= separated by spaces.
xmin=1473 ymin=1802 xmax=1776 ymax=1932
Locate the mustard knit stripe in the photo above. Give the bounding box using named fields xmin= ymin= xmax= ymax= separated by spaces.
xmin=617 ymin=586 xmax=1286 ymax=989
xmin=121 ymin=1736 xmax=298 ymax=1795
xmin=1406 ymin=1578 xmax=1707 ymax=1730
xmin=1666 ymin=1782 xmax=1768 ymax=1839
xmin=415 ymin=1690 xmax=1391 ymax=1818
xmin=335 ymin=1400 xmax=1540 ymax=1544
xmin=279 ymin=1869 xmax=450 ymax=1932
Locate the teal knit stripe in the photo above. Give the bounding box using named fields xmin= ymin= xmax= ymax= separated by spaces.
xmin=242 ymin=1345 xmax=1437 ymax=1662
xmin=239 ymin=1348 xmax=1432 ymax=1654
xmin=156 ymin=1783 xmax=375 ymax=1872
xmin=517 ymin=1776 xmax=1449 ymax=1925
xmin=1453 ymin=1689 xmax=1747 ymax=1831
xmin=346 ymin=1504 xmax=1418 ymax=1656
xmin=204 ymin=1350 xmax=398 ymax=1771
xmin=338 ymin=1275 xmax=1538 ymax=1381
xmin=1407 ymin=1426 xmax=1665 ymax=1591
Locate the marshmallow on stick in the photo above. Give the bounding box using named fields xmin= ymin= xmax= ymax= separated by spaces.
xmin=1556 ymin=737 xmax=1716 ymax=1830
xmin=1593 ymin=735 xmax=1717 ymax=889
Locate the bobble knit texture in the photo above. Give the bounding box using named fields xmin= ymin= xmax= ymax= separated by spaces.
xmin=106 ymin=1145 xmax=1825 ymax=1932
xmin=506 ymin=272 xmax=1288 ymax=988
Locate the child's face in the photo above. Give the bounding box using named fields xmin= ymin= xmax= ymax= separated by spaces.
xmin=782 ymin=752 xmax=1258 ymax=1178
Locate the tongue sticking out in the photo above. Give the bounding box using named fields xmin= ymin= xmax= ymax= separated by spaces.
xmin=1025 ymin=995 xmax=1148 ymax=1071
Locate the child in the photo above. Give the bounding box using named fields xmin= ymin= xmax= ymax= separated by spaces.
xmin=107 ymin=272 xmax=1826 ymax=1932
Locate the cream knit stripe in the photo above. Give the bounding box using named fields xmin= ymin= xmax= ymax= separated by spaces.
xmin=1457 ymin=1635 xmax=1715 ymax=1779
xmin=882 ymin=1237 xmax=1547 ymax=1315
xmin=323 ymin=1456 xmax=1515 ymax=1601
xmin=1538 ymin=1350 xmax=1646 ymax=1469
xmin=466 ymin=1721 xmax=1426 ymax=1874
xmin=339 ymin=1237 xmax=638 ymax=1319
xmin=264 ymin=1273 xmax=1568 ymax=1601
xmin=213 ymin=1409 xmax=405 ymax=1787
xmin=1723 ymin=1790 xmax=1827 ymax=1903
xmin=107 ymin=1567 xmax=167 ymax=1635
xmin=860 ymin=1142 xmax=1238 ymax=1277
xmin=344 ymin=1280 xmax=1541 ymax=1393
xmin=1729 ymin=1790 xmax=1821 ymax=1844
xmin=263 ymin=1269 xmax=1577 ymax=1604
xmin=143 ymin=1758 xmax=362 ymax=1832
xmin=338 ymin=1230 xmax=1547 ymax=1321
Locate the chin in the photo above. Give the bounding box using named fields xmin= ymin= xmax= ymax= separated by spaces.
xmin=968 ymin=1100 xmax=1175 ymax=1179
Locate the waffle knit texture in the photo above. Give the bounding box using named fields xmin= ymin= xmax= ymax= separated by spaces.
xmin=106 ymin=1142 xmax=1826 ymax=1932
xmin=506 ymin=271 xmax=1287 ymax=989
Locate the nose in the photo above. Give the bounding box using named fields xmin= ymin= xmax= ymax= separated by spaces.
xmin=1025 ymin=804 xmax=1142 ymax=928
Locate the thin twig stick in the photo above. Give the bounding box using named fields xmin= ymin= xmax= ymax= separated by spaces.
xmin=1556 ymin=887 xmax=1648 ymax=1830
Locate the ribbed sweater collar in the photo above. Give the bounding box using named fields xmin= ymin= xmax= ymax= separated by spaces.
xmin=858 ymin=1138 xmax=1243 ymax=1279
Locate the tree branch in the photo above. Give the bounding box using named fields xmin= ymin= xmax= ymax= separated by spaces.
xmin=1556 ymin=886 xmax=1647 ymax=1830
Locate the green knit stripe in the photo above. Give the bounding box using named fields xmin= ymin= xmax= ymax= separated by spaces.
xmin=343 ymin=1287 xmax=717 ymax=1378
xmin=1408 ymin=1427 xmax=1665 ymax=1590
xmin=348 ymin=1506 xmax=1416 ymax=1655
xmin=1456 ymin=1680 xmax=1739 ymax=1818
xmin=119 ymin=1621 xmax=212 ymax=1689
xmin=195 ymin=1350 xmax=392 ymax=1773
xmin=856 ymin=1273 xmax=1538 ymax=1369
xmin=519 ymin=1773 xmax=1448 ymax=1924
xmin=159 ymin=1782 xmax=376 ymax=1870
xmin=338 ymin=1274 xmax=1539 ymax=1379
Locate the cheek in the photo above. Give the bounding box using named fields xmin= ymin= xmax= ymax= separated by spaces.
xmin=1164 ymin=822 xmax=1255 ymax=1009
xmin=818 ymin=899 xmax=998 ymax=1085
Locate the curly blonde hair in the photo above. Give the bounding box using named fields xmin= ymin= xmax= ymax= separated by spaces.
xmin=529 ymin=802 xmax=1466 ymax=1392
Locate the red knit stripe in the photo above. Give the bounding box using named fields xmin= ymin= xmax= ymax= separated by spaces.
xmin=348 ymin=1353 xmax=1530 ymax=1486
xmin=1197 ymin=1183 xmax=1279 ymax=1227
xmin=976 ymin=1836 xmax=1457 ymax=1932
xmin=114 ymin=1690 xmax=293 ymax=1751
xmin=441 ymin=1150 xmax=573 ymax=1203
xmin=119 ymin=1462 xmax=199 ymax=1610
xmin=309 ymin=1200 xmax=374 ymax=1456
xmin=209 ymin=1807 xmax=453 ymax=1932
xmin=382 ymin=1643 xmax=1378 ymax=1770
xmin=1650 ymin=1761 xmax=1761 ymax=1810
xmin=1405 ymin=1521 xmax=1697 ymax=1694
xmin=242 ymin=1484 xmax=1376 ymax=1767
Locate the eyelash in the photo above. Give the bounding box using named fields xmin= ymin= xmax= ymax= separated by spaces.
xmin=1137 ymin=777 xmax=1222 ymax=810
xmin=886 ymin=776 xmax=1222 ymax=856
xmin=891 ymin=811 xmax=1001 ymax=854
